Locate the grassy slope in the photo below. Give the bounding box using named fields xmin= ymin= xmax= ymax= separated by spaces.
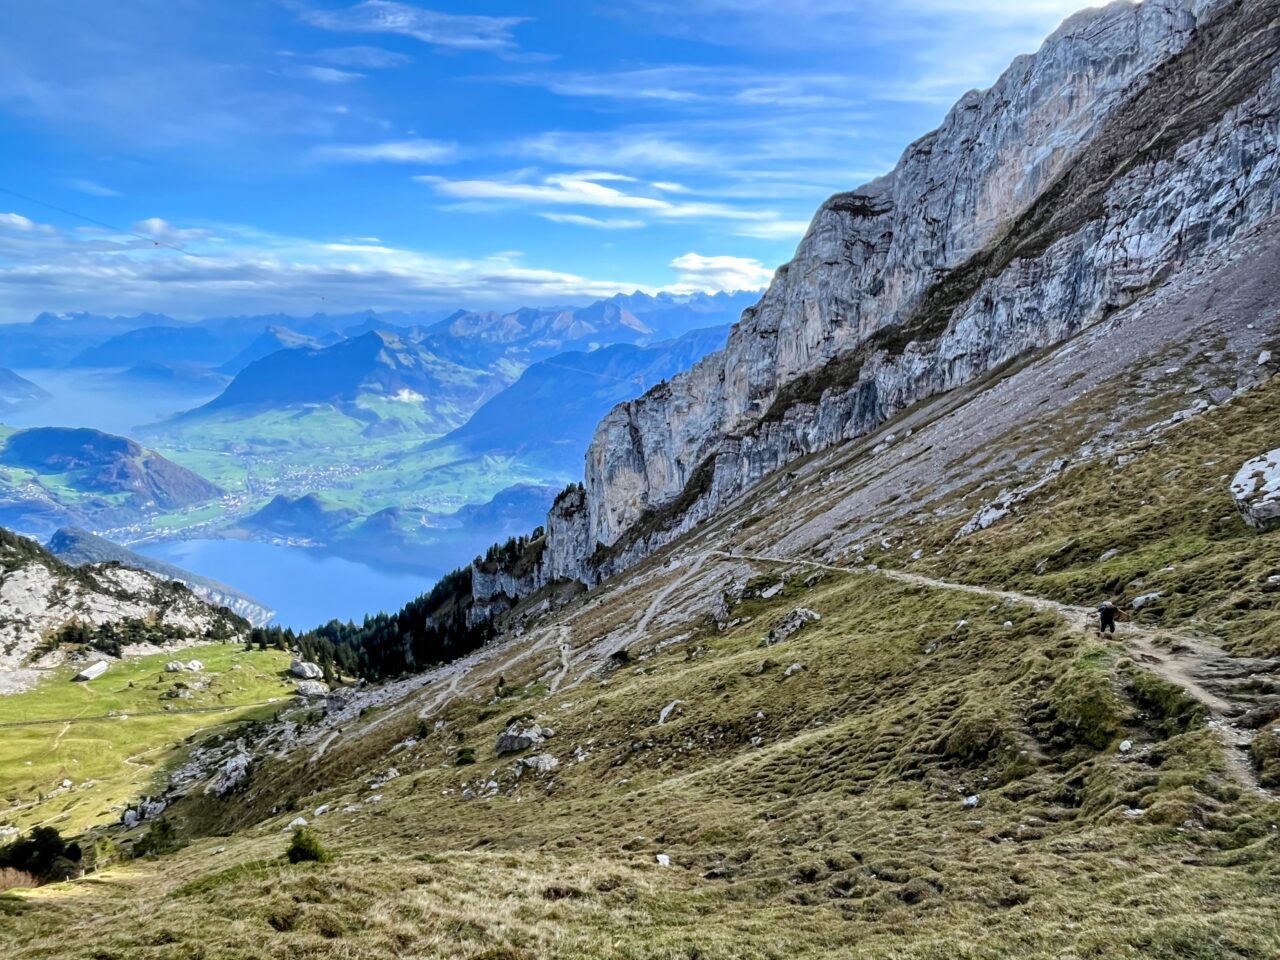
xmin=5 ymin=364 xmax=1280 ymax=957
xmin=5 ymin=548 xmax=1279 ymax=956
xmin=0 ymin=645 xmax=291 ymax=835
xmin=879 ymin=365 xmax=1280 ymax=658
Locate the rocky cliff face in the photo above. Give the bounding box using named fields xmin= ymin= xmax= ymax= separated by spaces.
xmin=474 ymin=0 xmax=1280 ymax=603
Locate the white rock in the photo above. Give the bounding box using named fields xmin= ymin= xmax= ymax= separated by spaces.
xmin=658 ymin=700 xmax=684 ymax=725
xmin=655 ymin=853 xmax=671 ymax=867
xmin=783 ymin=663 xmax=805 ymax=678
xmin=1118 ymin=740 xmax=1133 ymax=754
xmin=314 ymin=804 xmax=331 ymax=817
xmin=295 ymin=679 xmax=330 ymax=698
xmin=962 ymin=795 xmax=981 ymax=809
xmin=1258 ymin=350 xmax=1272 ymax=366
xmin=1231 ymin=450 xmax=1280 ymax=531
xmin=1131 ymin=592 xmax=1162 ymax=610
xmin=286 ymin=817 xmax=308 ymax=830
xmin=290 ymin=659 xmax=324 ymax=680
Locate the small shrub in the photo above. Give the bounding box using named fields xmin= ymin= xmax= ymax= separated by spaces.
xmin=133 ymin=819 xmax=186 ymax=858
xmin=286 ymin=826 xmax=332 ymax=864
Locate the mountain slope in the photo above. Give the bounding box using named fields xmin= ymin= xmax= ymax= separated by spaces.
xmin=216 ymin=326 xmax=326 ymax=376
xmin=0 ymin=369 xmax=50 ymax=415
xmin=493 ymin=0 xmax=1280 ymax=591
xmin=12 ymin=293 xmax=1280 ymax=957
xmin=193 ymin=330 xmax=498 ymax=425
xmin=0 ymin=526 xmax=247 ymax=686
xmin=0 ymin=427 xmax=223 ymax=537
xmin=436 ymin=325 xmax=732 ymax=470
xmin=45 ymin=527 xmax=274 ymax=626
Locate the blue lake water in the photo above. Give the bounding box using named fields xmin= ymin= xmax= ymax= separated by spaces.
xmin=137 ymin=538 xmax=434 ymax=630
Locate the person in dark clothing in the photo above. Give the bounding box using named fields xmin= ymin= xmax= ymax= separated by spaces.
xmin=1096 ymin=600 xmax=1118 ymax=636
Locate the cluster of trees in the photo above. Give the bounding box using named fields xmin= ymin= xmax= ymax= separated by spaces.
xmin=0 ymin=827 xmax=82 ymax=885
xmin=246 ymin=566 xmax=491 ymax=683
xmin=54 ymin=617 xmax=178 ymax=658
xmin=479 ymin=530 xmax=543 ymax=572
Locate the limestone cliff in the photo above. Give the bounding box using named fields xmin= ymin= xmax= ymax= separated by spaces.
xmin=475 ymin=0 xmax=1280 ymax=603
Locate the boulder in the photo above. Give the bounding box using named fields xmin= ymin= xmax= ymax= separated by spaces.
xmin=290 ymin=659 xmax=324 ymax=680
xmin=164 ymin=661 xmax=184 ymax=673
xmin=764 ymin=607 xmax=821 ymax=646
xmin=517 ymin=754 xmax=560 ymax=776
xmin=186 ymin=659 xmax=203 ymax=672
xmin=1231 ymin=450 xmax=1280 ymax=531
xmin=496 ymin=721 xmax=546 ymax=754
xmin=295 ymin=680 xmax=330 ymax=698
xmin=1131 ymin=592 xmax=1163 ymax=610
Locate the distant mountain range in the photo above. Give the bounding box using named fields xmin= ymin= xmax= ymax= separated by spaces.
xmin=437 ymin=324 xmax=732 ymax=471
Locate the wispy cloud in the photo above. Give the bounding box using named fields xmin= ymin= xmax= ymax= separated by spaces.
xmin=314 ymin=45 xmax=410 ymax=68
xmin=513 ymin=131 xmax=723 ymax=170
xmin=313 ymin=138 xmax=459 ymax=163
xmin=64 ymin=178 xmax=122 ymax=198
xmin=540 ymin=213 xmax=646 ymax=230
xmin=0 ymin=214 xmax=763 ymax=319
xmin=288 ymin=64 xmax=366 ymax=84
xmin=732 ymin=220 xmax=811 ymax=240
xmin=417 ymin=170 xmax=778 ymax=223
xmin=294 ymin=1 xmax=528 ymax=53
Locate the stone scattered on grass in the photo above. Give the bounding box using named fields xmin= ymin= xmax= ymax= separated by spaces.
xmin=765 ymin=607 xmax=821 ymax=646
xmin=658 ymin=700 xmax=684 ymax=725
xmin=1119 ymin=740 xmax=1134 ymax=754
xmin=962 ymin=795 xmax=981 ymax=809
xmin=656 ymin=854 xmax=671 ymax=867
xmin=496 ymin=721 xmax=548 ymax=754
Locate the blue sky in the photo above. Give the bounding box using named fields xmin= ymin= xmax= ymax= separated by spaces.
xmin=0 ymin=0 xmax=1092 ymax=321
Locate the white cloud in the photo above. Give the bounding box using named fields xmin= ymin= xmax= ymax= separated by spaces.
xmin=313 ymin=138 xmax=459 ymax=163
xmin=668 ymin=252 xmax=774 ymax=293
xmin=0 ymin=215 xmax=771 ymax=319
xmin=0 ymin=212 xmax=55 ymax=234
xmin=733 ymin=220 xmax=811 ymax=240
xmin=295 ymin=1 xmax=528 ymax=53
xmin=540 ymin=213 xmax=646 ymax=230
xmin=418 ymin=171 xmax=776 ymax=223
xmin=314 ymin=45 xmax=410 ymax=68
xmin=64 ymin=178 xmax=122 ymax=198
xmin=514 ymin=131 xmax=722 ymax=170
xmin=290 ymin=64 xmax=365 ymax=83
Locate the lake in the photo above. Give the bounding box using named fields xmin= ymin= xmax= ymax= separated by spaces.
xmin=137 ymin=538 xmax=434 ymax=630
xmin=10 ymin=368 xmax=224 ymax=436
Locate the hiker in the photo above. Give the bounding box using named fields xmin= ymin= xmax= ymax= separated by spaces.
xmin=1096 ymin=600 xmax=1119 ymax=636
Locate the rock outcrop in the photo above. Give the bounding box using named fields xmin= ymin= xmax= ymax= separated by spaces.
xmin=1232 ymin=449 xmax=1280 ymax=531
xmin=471 ymin=0 xmax=1280 ymax=609
xmin=0 ymin=527 xmax=248 ymax=687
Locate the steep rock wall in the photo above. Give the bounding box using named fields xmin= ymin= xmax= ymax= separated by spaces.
xmin=473 ymin=0 xmax=1280 ymax=603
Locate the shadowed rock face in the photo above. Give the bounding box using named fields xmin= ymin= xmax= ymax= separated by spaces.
xmin=472 ymin=0 xmax=1280 ymax=603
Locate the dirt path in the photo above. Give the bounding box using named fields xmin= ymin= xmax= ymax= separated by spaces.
xmin=715 ymin=550 xmax=1276 ymax=799
xmin=548 ymin=627 xmax=573 ymax=694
